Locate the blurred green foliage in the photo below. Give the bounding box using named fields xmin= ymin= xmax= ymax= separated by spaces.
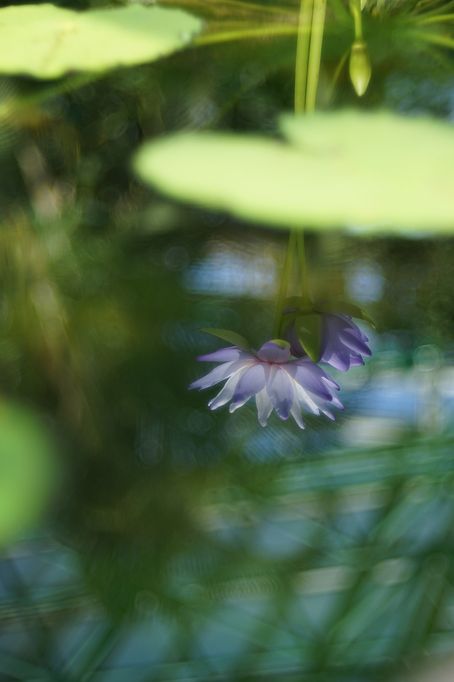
xmin=0 ymin=402 xmax=58 ymax=546
xmin=0 ymin=0 xmax=452 ymax=680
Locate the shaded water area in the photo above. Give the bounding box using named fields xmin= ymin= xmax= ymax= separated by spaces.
xmin=0 ymin=1 xmax=453 ymax=680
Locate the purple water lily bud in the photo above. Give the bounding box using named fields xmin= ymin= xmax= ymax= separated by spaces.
xmin=320 ymin=314 xmax=372 ymax=371
xmin=190 ymin=340 xmax=342 ymax=429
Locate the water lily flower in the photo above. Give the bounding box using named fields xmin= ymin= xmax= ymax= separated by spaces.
xmin=284 ymin=310 xmax=372 ymax=372
xmin=320 ymin=314 xmax=371 ymax=371
xmin=190 ymin=340 xmax=342 ymax=429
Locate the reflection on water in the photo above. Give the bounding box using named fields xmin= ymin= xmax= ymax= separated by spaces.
xmin=1 ymin=226 xmax=453 ymax=680
xmin=0 ymin=0 xmax=453 ymax=680
xmin=185 ymin=240 xmax=277 ymax=297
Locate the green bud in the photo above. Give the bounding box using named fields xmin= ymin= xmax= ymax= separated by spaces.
xmin=269 ymin=339 xmax=290 ymax=350
xmin=349 ymin=40 xmax=372 ymax=97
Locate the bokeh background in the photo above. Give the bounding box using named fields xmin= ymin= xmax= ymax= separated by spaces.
xmin=0 ymin=0 xmax=453 ymax=680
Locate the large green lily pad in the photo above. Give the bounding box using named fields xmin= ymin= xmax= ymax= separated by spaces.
xmin=0 ymin=4 xmax=201 ymax=79
xmin=133 ymin=110 xmax=454 ymax=233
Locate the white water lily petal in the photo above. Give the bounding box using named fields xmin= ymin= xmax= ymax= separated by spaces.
xmin=321 ymin=407 xmax=335 ymax=420
xmin=291 ymin=378 xmax=321 ymax=415
xmin=256 ymin=389 xmax=273 ymax=427
xmin=208 ymin=372 xmax=243 ymax=410
xmin=190 ymin=359 xmax=250 ymax=390
xmin=290 ymin=401 xmax=305 ymax=429
xmin=190 ymin=361 xmax=234 ymax=390
xmin=198 ymin=347 xmax=244 ymax=363
xmin=267 ymin=367 xmax=294 ymax=420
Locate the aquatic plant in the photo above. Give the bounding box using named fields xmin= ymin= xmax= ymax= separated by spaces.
xmin=191 ymin=339 xmax=342 ymax=428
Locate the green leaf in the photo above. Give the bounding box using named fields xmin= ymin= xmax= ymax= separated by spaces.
xmin=0 ymin=4 xmax=202 ymax=79
xmin=316 ymin=301 xmax=375 ymax=327
xmin=0 ymin=403 xmax=58 ymax=546
xmin=133 ymin=110 xmax=454 ymax=234
xmin=296 ymin=314 xmax=322 ymax=362
xmin=201 ymin=328 xmax=250 ymax=349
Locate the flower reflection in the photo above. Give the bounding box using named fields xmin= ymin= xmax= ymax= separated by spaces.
xmin=190 ymin=340 xmax=342 ymax=429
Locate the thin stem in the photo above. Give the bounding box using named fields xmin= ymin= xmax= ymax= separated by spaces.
xmin=327 ymin=48 xmax=350 ymax=103
xmin=295 ymin=231 xmax=311 ymax=305
xmin=208 ymin=0 xmax=292 ymax=16
xmin=273 ymin=231 xmax=296 ymax=337
xmin=414 ymin=12 xmax=454 ymax=22
xmin=351 ymin=2 xmax=363 ymax=39
xmin=195 ymin=23 xmax=298 ymax=47
xmin=294 ymin=0 xmax=314 ymax=114
xmin=275 ymin=0 xmax=326 ymax=334
xmin=411 ymin=29 xmax=454 ymax=47
xmin=306 ymin=0 xmax=328 ymax=112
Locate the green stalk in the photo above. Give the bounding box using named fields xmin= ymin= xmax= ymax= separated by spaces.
xmin=275 ymin=0 xmax=326 ymax=335
xmin=294 ymin=0 xmax=314 ymax=115
xmin=295 ymin=230 xmax=311 ymax=305
xmin=306 ymin=0 xmax=328 ymax=112
xmin=273 ymin=230 xmax=296 ymax=337
xmin=195 ymin=23 xmax=298 ymax=46
xmin=350 ymin=0 xmax=363 ymax=39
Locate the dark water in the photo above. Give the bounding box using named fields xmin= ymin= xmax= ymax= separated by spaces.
xmin=0 ymin=1 xmax=453 ymax=680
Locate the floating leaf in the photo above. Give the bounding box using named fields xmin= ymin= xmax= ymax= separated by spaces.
xmin=134 ymin=110 xmax=454 ymax=234
xmin=201 ymin=328 xmax=250 ymax=349
xmin=0 ymin=4 xmax=202 ymax=79
xmin=0 ymin=403 xmax=58 ymax=546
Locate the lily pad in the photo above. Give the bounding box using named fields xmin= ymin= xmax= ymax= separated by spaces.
xmin=0 ymin=4 xmax=202 ymax=79
xmin=0 ymin=403 xmax=58 ymax=546
xmin=133 ymin=110 xmax=454 ymax=234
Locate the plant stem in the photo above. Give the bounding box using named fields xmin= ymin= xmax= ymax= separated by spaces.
xmin=273 ymin=230 xmax=296 ymax=337
xmin=351 ymin=0 xmax=363 ymax=39
xmin=195 ymin=23 xmax=298 ymax=47
xmin=296 ymin=230 xmax=311 ymax=305
xmin=275 ymin=0 xmax=326 ymax=334
xmin=294 ymin=0 xmax=314 ymax=115
xmin=306 ymin=0 xmax=328 ymax=112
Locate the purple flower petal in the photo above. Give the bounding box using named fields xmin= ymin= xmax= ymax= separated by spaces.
xmin=229 ymin=364 xmax=267 ymax=412
xmin=198 ymin=347 xmax=245 ymax=363
xmin=267 ymin=367 xmax=293 ymax=420
xmin=339 ymin=329 xmax=372 ymax=356
xmin=320 ymin=314 xmax=372 ymax=372
xmin=289 ymin=361 xmax=334 ymax=400
xmin=257 ymin=341 xmax=291 ymax=364
xmin=320 ymin=349 xmax=351 ymax=372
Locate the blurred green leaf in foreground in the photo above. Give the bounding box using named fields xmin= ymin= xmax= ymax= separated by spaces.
xmin=0 ymin=402 xmax=58 ymax=546
xmin=134 ymin=109 xmax=454 ymax=235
